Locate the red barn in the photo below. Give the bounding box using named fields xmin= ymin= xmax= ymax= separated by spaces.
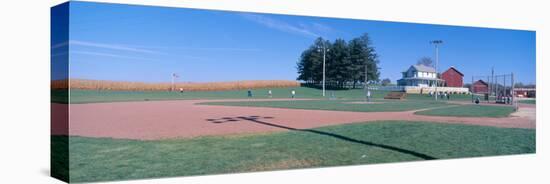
xmin=441 ymin=66 xmax=464 ymax=87
xmin=472 ymin=80 xmax=489 ymax=93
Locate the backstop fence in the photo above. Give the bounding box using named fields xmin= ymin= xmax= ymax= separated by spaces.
xmin=470 ymin=73 xmax=517 ymax=108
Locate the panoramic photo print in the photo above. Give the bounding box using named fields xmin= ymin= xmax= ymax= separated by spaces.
xmin=51 ymin=1 xmax=536 ymax=183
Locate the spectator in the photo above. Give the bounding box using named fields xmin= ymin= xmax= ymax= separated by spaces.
xmin=367 ymin=90 xmax=371 ymax=102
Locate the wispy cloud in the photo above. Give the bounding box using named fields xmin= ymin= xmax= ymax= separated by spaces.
xmin=70 ymin=50 xmax=207 ymax=62
xmin=240 ymin=13 xmax=330 ymax=38
xmin=51 ymin=42 xmax=69 ymax=50
xmin=311 ymin=22 xmax=333 ymax=33
xmin=53 ymin=40 xmax=261 ymax=56
xmin=188 ymin=47 xmax=261 ymax=52
xmin=51 ymin=51 xmax=68 ymax=58
xmin=52 ymin=40 xmax=161 ymax=54
xmin=54 ymin=40 xmax=211 ymax=61
xmin=128 ymin=45 xmax=262 ymax=52
xmin=71 ymin=40 xmax=161 ymax=54
xmin=71 ymin=50 xmax=156 ymax=61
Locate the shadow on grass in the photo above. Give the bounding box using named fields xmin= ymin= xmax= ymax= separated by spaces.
xmin=206 ymin=116 xmax=436 ymax=160
xmin=51 ymin=135 xmax=69 ymax=182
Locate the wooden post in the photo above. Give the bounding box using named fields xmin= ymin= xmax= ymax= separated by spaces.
xmin=495 ymin=75 xmax=498 ymax=100
xmin=471 ymin=76 xmax=474 ymax=103
xmin=512 ymin=73 xmax=516 ymax=109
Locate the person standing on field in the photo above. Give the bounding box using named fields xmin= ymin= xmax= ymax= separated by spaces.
xmin=367 ymin=90 xmax=371 ymax=102
xmin=268 ymin=90 xmax=272 ymax=98
xmin=291 ymin=89 xmax=296 ymax=99
xmin=247 ymin=89 xmax=252 ymax=98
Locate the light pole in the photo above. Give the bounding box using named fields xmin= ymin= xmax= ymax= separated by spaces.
xmin=364 ymin=61 xmax=369 ymax=102
xmin=318 ymin=43 xmax=329 ymax=97
xmin=430 ymin=40 xmax=443 ymax=100
xmin=171 ymin=73 xmax=179 ymax=92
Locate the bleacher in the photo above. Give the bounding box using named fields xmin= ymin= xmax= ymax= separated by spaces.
xmin=384 ymin=91 xmax=407 ymax=100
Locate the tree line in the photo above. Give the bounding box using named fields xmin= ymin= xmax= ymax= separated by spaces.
xmin=296 ymin=33 xmax=380 ymax=89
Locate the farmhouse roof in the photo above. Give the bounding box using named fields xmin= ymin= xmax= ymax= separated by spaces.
xmin=398 ymin=77 xmax=444 ymax=81
xmin=443 ymin=66 xmax=464 ymax=76
xmin=474 ymin=80 xmax=488 ymax=85
xmin=411 ymin=64 xmax=436 ymax=73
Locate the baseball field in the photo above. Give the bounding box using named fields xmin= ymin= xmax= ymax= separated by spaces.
xmin=51 ymin=86 xmax=536 ymax=183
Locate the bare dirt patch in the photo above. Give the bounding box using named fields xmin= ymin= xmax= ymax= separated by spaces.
xmin=52 ymin=99 xmax=535 ymax=140
xmin=511 ymin=105 xmax=536 ymax=121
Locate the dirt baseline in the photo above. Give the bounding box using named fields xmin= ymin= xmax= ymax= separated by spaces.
xmin=52 ymin=99 xmax=535 ymax=140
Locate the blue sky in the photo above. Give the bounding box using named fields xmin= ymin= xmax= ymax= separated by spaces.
xmin=51 ymin=1 xmax=536 ymax=84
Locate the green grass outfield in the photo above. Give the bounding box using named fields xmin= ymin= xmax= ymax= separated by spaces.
xmin=200 ymin=98 xmax=516 ymax=117
xmin=519 ymin=99 xmax=536 ymax=104
xmin=200 ymin=99 xmax=452 ymax=112
xmin=59 ymin=87 xmax=474 ymax=104
xmin=60 ymin=121 xmax=535 ymax=183
xmin=414 ymin=104 xmax=516 ymax=117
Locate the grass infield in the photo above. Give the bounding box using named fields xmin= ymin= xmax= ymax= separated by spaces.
xmin=60 ymin=121 xmax=535 ymax=183
xmin=518 ymin=99 xmax=536 ymax=104
xmin=414 ymin=104 xmax=516 ymax=117
xmin=200 ymin=99 xmax=452 ymax=112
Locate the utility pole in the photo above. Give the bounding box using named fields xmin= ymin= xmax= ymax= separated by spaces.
xmin=171 ymin=73 xmax=179 ymax=92
xmin=503 ymin=74 xmax=507 ymax=101
xmin=495 ymin=75 xmax=499 ymax=98
xmin=171 ymin=74 xmax=175 ymax=92
xmin=471 ymin=76 xmax=474 ymax=103
xmin=364 ymin=61 xmax=369 ymax=102
xmin=489 ymin=66 xmax=496 ymax=96
xmin=512 ymin=72 xmax=517 ymax=110
xmin=319 ymin=42 xmax=329 ymax=97
xmin=430 ymin=40 xmax=443 ymax=101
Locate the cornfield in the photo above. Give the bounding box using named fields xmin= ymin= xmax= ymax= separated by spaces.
xmin=51 ymin=79 xmax=300 ymax=91
xmin=51 ymin=79 xmax=69 ymax=89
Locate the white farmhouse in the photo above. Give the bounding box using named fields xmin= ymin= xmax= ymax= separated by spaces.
xmin=397 ymin=65 xmax=443 ymax=87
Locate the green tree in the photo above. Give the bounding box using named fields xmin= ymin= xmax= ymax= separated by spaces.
xmin=353 ymin=33 xmax=380 ymax=86
xmin=296 ymin=33 xmax=380 ymax=89
xmin=296 ymin=37 xmax=327 ymax=84
xmin=296 ymin=48 xmax=313 ymax=83
xmin=514 ymin=82 xmax=524 ymax=88
xmin=381 ymin=78 xmax=392 ymax=86
xmin=311 ymin=38 xmax=330 ymax=83
xmin=348 ymin=38 xmax=366 ymax=88
xmin=417 ymin=57 xmax=434 ymax=67
xmin=327 ymin=38 xmax=350 ymax=88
